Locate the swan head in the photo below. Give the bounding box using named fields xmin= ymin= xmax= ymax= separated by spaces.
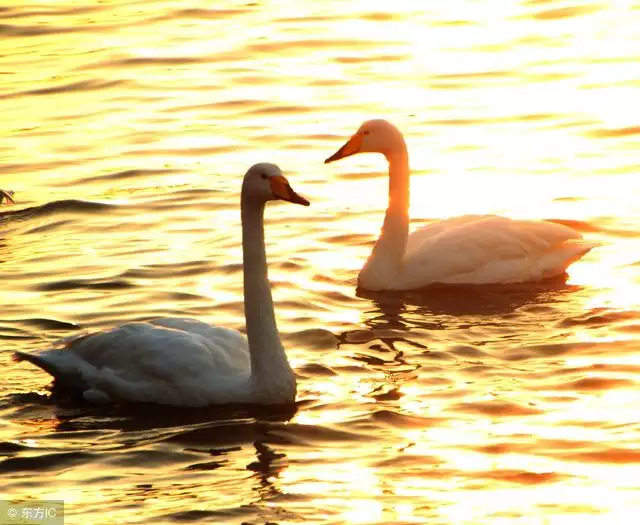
xmin=243 ymin=163 xmax=310 ymax=206
xmin=325 ymin=119 xmax=405 ymax=163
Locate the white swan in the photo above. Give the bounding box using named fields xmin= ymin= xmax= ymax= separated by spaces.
xmin=325 ymin=119 xmax=595 ymax=291
xmin=13 ymin=163 xmax=310 ymax=407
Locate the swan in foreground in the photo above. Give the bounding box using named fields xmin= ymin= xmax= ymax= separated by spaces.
xmin=325 ymin=119 xmax=595 ymax=290
xmin=0 ymin=190 xmax=15 ymax=204
xmin=14 ymin=163 xmax=310 ymax=407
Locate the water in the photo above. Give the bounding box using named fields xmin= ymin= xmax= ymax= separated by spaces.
xmin=1 ymin=1 xmax=639 ymax=523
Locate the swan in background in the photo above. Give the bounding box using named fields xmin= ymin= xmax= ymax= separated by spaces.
xmin=14 ymin=163 xmax=310 ymax=407
xmin=325 ymin=119 xmax=595 ymax=291
xmin=0 ymin=190 xmax=15 ymax=204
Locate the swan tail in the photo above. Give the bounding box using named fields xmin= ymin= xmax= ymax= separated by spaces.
xmin=13 ymin=349 xmax=93 ymax=393
xmin=561 ymin=239 xmax=598 ymax=264
xmin=539 ymin=239 xmax=597 ymax=279
xmin=13 ymin=350 xmax=59 ymax=376
xmin=15 ymin=348 xmax=173 ymax=405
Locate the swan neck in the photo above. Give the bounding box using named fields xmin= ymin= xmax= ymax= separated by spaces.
xmin=240 ymin=196 xmax=292 ymax=383
xmin=359 ymin=143 xmax=410 ymax=287
xmin=386 ymin=143 xmax=409 ymax=214
xmin=379 ymin=143 xmax=409 ymax=258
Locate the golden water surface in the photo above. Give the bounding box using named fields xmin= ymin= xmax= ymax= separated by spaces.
xmin=1 ymin=1 xmax=639 ymax=523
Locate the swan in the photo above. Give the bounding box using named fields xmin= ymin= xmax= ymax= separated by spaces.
xmin=325 ymin=119 xmax=595 ymax=290
xmin=0 ymin=190 xmax=15 ymax=204
xmin=13 ymin=163 xmax=310 ymax=407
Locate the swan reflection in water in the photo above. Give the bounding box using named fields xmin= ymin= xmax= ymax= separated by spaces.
xmin=333 ymin=275 xmax=582 ymax=401
xmin=6 ymin=390 xmax=297 ymax=516
xmin=355 ymin=273 xmax=578 ymax=324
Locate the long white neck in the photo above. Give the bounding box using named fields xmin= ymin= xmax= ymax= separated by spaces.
xmin=359 ymin=141 xmax=410 ymax=287
xmin=240 ymin=195 xmax=295 ymax=397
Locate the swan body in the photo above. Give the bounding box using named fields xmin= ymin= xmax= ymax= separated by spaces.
xmin=325 ymin=119 xmax=595 ymax=290
xmin=14 ymin=163 xmax=310 ymax=406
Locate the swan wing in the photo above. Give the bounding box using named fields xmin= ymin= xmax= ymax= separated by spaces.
xmin=405 ymin=215 xmax=498 ymax=250
xmin=14 ymin=317 xmax=250 ymax=406
xmin=402 ymin=215 xmax=592 ymax=286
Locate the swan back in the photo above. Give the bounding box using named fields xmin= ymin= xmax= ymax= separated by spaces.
xmin=399 ymin=216 xmax=594 ymax=287
xmin=14 ymin=319 xmax=253 ymax=406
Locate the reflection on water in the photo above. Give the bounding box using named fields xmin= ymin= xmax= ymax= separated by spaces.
xmin=357 ymin=275 xmax=576 ymax=318
xmin=1 ymin=0 xmax=639 ymax=523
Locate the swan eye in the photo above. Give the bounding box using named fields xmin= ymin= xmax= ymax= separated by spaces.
xmin=363 ymin=130 xmax=370 ymax=136
xmin=261 ymin=173 xmax=268 ymax=180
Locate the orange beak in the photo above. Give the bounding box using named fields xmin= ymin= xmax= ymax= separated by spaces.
xmin=269 ymin=175 xmax=310 ymax=206
xmin=324 ymin=133 xmax=363 ymax=164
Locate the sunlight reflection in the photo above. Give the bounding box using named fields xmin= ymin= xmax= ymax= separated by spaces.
xmin=340 ymin=499 xmax=384 ymax=524
xmin=282 ymin=462 xmax=381 ymax=493
xmin=2 ymin=0 xmax=639 ymax=523
xmin=294 ymin=407 xmax=366 ymax=426
xmin=280 ymin=462 xmax=389 ymax=522
xmin=438 ymin=485 xmax=637 ymax=525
